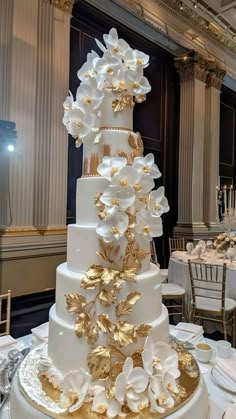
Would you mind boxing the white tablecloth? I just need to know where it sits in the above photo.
[168,250,236,321]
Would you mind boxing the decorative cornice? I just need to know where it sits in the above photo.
[48,0,73,14]
[174,51,208,83]
[206,62,226,90]
[0,227,67,237]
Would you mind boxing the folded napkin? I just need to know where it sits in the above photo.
[0,335,17,349]
[213,365,236,393]
[224,405,236,419]
[175,322,203,336]
[217,358,236,383]
[31,322,49,340]
[169,324,203,344]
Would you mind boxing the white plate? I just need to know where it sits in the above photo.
[211,367,236,393]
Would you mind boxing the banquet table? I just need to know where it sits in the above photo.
[168,249,236,323]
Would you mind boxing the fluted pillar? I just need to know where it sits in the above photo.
[204,63,225,228]
[174,51,208,239]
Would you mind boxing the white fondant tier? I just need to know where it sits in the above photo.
[55,262,163,325]
[48,303,169,375]
[99,90,133,129]
[76,176,109,225]
[67,224,150,275]
[9,373,209,419]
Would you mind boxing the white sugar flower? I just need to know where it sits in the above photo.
[67,108,93,139]
[111,166,154,194]
[148,373,175,414]
[115,357,149,413]
[125,68,151,96]
[148,187,169,216]
[96,212,129,243]
[77,50,99,82]
[112,69,126,92]
[60,369,90,412]
[63,91,74,127]
[142,338,180,380]
[124,49,149,69]
[91,386,120,418]
[95,51,122,77]
[136,210,163,240]
[97,156,127,180]
[76,78,104,111]
[100,185,135,213]
[103,28,131,57]
[133,153,161,179]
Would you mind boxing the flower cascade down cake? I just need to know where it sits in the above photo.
[10,28,208,419]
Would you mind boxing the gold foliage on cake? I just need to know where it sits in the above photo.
[112,93,134,113]
[136,323,152,337]
[123,240,150,271]
[94,193,106,220]
[65,293,86,313]
[115,291,141,317]
[113,321,136,346]
[87,346,111,380]
[117,132,144,165]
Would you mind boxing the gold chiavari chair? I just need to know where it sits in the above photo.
[169,237,185,254]
[188,261,236,345]
[0,290,11,336]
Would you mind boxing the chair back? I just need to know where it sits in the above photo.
[188,261,227,311]
[0,290,11,336]
[169,238,185,254]
[150,240,159,265]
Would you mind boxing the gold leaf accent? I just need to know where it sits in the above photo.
[123,241,150,272]
[98,289,116,307]
[65,293,86,314]
[109,344,126,360]
[136,132,144,152]
[113,321,136,346]
[112,94,134,113]
[101,268,120,285]
[119,268,137,281]
[87,324,99,345]
[135,323,152,337]
[116,291,141,317]
[128,133,137,149]
[97,314,113,334]
[130,350,143,367]
[96,239,121,264]
[74,312,90,338]
[94,192,104,209]
[87,346,111,379]
[109,361,124,379]
[81,264,103,289]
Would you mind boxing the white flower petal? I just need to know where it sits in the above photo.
[128,367,149,393]
[115,372,127,403]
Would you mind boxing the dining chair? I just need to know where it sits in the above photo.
[0,290,11,336]
[161,283,185,322]
[169,237,185,254]
[188,261,236,346]
[150,240,168,282]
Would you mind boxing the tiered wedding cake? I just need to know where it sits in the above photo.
[10,28,208,419]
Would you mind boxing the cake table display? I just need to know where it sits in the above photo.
[9,28,208,418]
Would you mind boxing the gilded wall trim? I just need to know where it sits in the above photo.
[0,227,67,237]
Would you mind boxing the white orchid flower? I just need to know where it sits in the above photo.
[100,185,135,213]
[115,357,149,413]
[148,374,175,414]
[76,78,104,111]
[91,386,121,418]
[111,166,154,194]
[148,187,169,216]
[67,108,93,139]
[124,49,149,69]
[97,156,127,180]
[133,153,161,179]
[95,50,122,77]
[77,50,99,82]
[96,212,129,243]
[103,28,131,57]
[136,210,163,240]
[60,369,90,412]
[125,68,151,96]
[112,69,126,92]
[63,91,74,127]
[142,338,180,380]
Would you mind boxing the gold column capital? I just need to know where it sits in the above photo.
[48,0,73,14]
[206,60,226,90]
[174,51,208,83]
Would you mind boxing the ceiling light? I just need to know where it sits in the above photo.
[7,145,15,152]
[180,1,183,11]
[193,2,197,8]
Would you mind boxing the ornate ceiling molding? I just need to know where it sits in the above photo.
[48,0,73,14]
[174,51,208,83]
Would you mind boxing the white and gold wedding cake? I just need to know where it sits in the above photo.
[10,28,208,419]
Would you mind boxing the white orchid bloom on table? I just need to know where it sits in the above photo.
[67,108,93,140]
[91,385,121,418]
[100,185,135,213]
[148,187,169,216]
[103,27,131,57]
[136,210,163,241]
[60,369,90,412]
[125,68,151,96]
[124,49,149,70]
[77,50,99,82]
[95,50,122,78]
[115,357,149,413]
[111,166,154,194]
[76,78,104,111]
[97,156,127,180]
[96,212,129,243]
[133,153,161,179]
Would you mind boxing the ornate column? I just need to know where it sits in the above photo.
[174,51,208,239]
[203,62,225,228]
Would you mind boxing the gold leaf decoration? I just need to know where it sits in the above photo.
[101,268,120,285]
[119,268,137,281]
[81,264,103,289]
[98,289,116,307]
[116,291,141,317]
[74,312,91,338]
[97,314,113,334]
[128,133,137,149]
[87,346,111,379]
[113,321,136,346]
[109,344,126,360]
[123,240,150,272]
[96,239,121,265]
[109,361,124,379]
[94,192,103,208]
[135,323,152,337]
[87,324,99,345]
[112,94,134,113]
[65,293,86,314]
[130,350,143,367]
[136,132,144,153]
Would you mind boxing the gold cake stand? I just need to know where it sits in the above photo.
[18,343,200,419]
